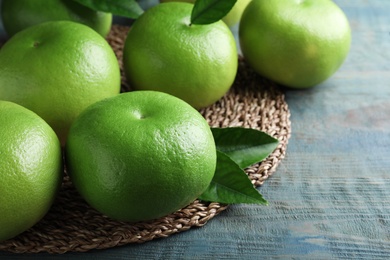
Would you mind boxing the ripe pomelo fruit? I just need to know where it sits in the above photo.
[239,0,351,88]
[65,91,216,222]
[0,101,63,242]
[0,21,121,145]
[1,0,112,37]
[159,0,251,27]
[123,2,238,109]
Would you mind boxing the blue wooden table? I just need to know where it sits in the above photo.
[1,0,390,259]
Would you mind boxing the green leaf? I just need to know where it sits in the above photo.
[72,0,144,19]
[199,151,267,204]
[211,127,279,169]
[191,0,237,25]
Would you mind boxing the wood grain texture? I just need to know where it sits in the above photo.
[1,0,389,259]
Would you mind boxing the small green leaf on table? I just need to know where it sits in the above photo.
[72,0,144,19]
[191,0,237,25]
[211,127,279,169]
[199,151,267,205]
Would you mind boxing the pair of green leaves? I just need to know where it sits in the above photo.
[73,0,238,25]
[200,127,279,205]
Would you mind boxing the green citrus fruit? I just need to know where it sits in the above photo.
[65,91,216,222]
[0,101,62,242]
[159,0,251,27]
[239,0,351,88]
[123,2,238,109]
[0,21,121,145]
[1,0,112,37]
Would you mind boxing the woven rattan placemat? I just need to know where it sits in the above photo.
[0,25,291,254]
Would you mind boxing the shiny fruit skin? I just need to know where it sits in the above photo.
[239,0,351,88]
[66,91,217,222]
[0,21,121,145]
[0,101,62,242]
[123,2,238,109]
